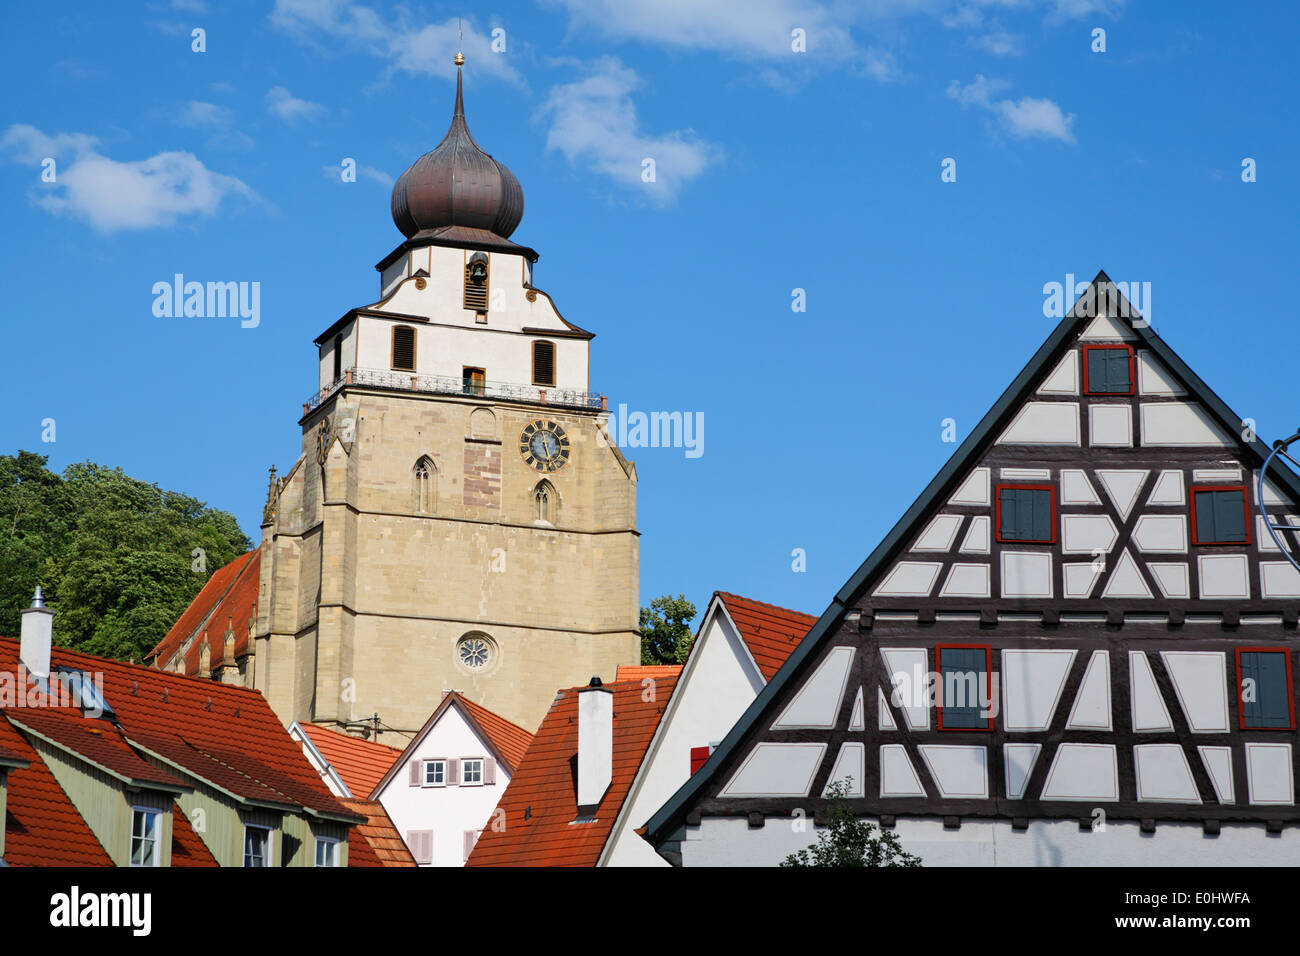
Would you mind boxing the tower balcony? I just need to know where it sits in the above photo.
[303,367,607,416]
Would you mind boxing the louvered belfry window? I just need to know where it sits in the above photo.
[464,256,489,312]
[392,326,416,371]
[533,340,556,386]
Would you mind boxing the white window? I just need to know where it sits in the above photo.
[243,825,272,867]
[461,758,484,785]
[423,759,447,787]
[130,808,161,867]
[315,837,341,867]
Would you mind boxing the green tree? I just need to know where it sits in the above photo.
[639,593,697,665]
[781,780,922,867]
[0,452,251,662]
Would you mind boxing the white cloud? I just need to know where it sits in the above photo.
[971,27,1023,56]
[1048,0,1124,22]
[178,100,234,128]
[0,124,256,233]
[946,74,1075,142]
[540,58,720,205]
[269,2,522,85]
[320,162,392,186]
[265,86,326,123]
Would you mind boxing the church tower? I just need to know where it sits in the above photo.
[252,59,640,739]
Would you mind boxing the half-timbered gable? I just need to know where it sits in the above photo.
[645,271,1300,866]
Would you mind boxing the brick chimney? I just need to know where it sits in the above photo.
[576,676,613,813]
[20,587,53,681]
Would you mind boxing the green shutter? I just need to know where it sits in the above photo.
[1215,489,1246,543]
[941,648,987,728]
[1000,488,1051,541]
[1242,651,1291,728]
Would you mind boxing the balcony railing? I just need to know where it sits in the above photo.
[303,367,606,414]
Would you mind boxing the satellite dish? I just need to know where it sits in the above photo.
[1256,429,1300,574]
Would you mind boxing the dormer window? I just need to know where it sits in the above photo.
[392,326,416,371]
[533,341,556,387]
[464,253,489,313]
[130,808,161,867]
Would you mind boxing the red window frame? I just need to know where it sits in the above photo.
[1234,647,1296,731]
[1189,484,1252,546]
[1081,344,1136,396]
[935,644,994,732]
[994,483,1057,544]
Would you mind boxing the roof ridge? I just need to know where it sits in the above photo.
[715,591,815,619]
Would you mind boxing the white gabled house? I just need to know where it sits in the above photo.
[599,593,814,866]
[370,692,533,867]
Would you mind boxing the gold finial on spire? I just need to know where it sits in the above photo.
[454,51,464,66]
[454,17,464,66]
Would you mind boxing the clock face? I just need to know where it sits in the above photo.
[519,420,570,472]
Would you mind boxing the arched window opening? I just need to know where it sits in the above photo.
[534,479,556,524]
[414,457,437,513]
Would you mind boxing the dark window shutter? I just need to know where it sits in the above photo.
[940,648,988,728]
[1215,489,1247,543]
[999,487,1051,542]
[533,341,555,386]
[448,758,460,785]
[333,334,343,381]
[1242,651,1290,728]
[408,759,421,787]
[1088,347,1131,393]
[1195,489,1219,542]
[392,326,416,371]
[483,758,496,785]
[690,746,710,775]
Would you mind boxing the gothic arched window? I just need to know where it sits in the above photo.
[414,457,437,513]
[534,479,556,524]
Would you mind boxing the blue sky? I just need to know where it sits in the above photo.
[1,1,1296,626]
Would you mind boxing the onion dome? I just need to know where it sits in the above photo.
[390,63,524,241]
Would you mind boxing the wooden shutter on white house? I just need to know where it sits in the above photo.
[408,759,421,786]
[407,830,434,865]
[483,758,496,785]
[463,830,479,862]
[447,758,460,785]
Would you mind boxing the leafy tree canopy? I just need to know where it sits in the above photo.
[639,593,697,665]
[0,451,252,662]
[781,780,923,867]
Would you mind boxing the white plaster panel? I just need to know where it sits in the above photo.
[1134,745,1201,803]
[1148,562,1191,599]
[824,743,865,797]
[1080,314,1137,340]
[1260,561,1300,598]
[719,743,827,798]
[1001,468,1051,480]
[1001,649,1076,732]
[1061,514,1118,555]
[948,467,990,506]
[1129,652,1173,732]
[1038,351,1079,395]
[1147,469,1185,505]
[877,688,897,731]
[1004,743,1041,800]
[1060,469,1101,505]
[1197,554,1250,599]
[880,649,929,731]
[1140,402,1232,447]
[1096,470,1148,519]
[1160,652,1229,733]
[1000,551,1053,598]
[1062,563,1100,599]
[997,402,1081,446]
[1257,473,1292,507]
[918,746,989,799]
[1089,404,1133,447]
[1246,743,1294,806]
[913,514,964,552]
[1041,744,1120,801]
[848,687,865,731]
[1137,351,1185,395]
[939,563,991,598]
[1198,746,1234,804]
[960,516,990,554]
[1257,515,1297,553]
[873,562,942,598]
[879,744,926,797]
[772,646,855,729]
[1193,467,1242,483]
[1131,515,1188,553]
[1066,651,1112,730]
[1101,549,1153,599]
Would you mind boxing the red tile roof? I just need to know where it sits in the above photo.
[146,549,260,676]
[298,722,402,798]
[7,706,186,790]
[455,695,535,773]
[714,592,815,681]
[0,638,361,828]
[615,664,682,683]
[169,800,218,867]
[339,798,417,867]
[0,714,112,866]
[465,676,677,867]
